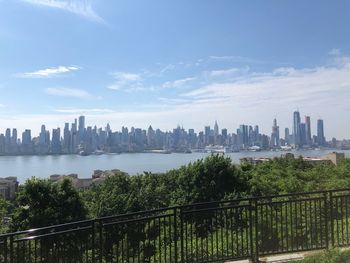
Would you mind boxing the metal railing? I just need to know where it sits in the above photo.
[1,188,350,262]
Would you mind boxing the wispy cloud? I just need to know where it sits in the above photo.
[54,108,114,114]
[107,72,143,91]
[45,87,94,99]
[160,64,176,74]
[0,104,5,108]
[329,48,341,56]
[162,77,195,89]
[209,55,262,64]
[209,66,250,77]
[21,0,104,23]
[18,65,80,78]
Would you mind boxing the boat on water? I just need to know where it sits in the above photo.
[248,145,261,152]
[92,150,105,155]
[280,145,293,151]
[146,149,171,154]
[204,145,228,153]
[79,150,89,156]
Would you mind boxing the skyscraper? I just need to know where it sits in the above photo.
[317,119,325,146]
[271,118,280,147]
[293,111,301,147]
[239,125,249,147]
[305,116,312,145]
[78,115,85,142]
[300,123,306,146]
[284,128,290,145]
[214,121,219,145]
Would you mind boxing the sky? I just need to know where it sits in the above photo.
[0,0,350,139]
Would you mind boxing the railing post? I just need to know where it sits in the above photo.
[249,200,254,262]
[330,191,334,248]
[179,208,184,263]
[9,236,13,263]
[254,199,259,263]
[173,208,178,263]
[324,192,329,249]
[99,221,103,263]
[4,237,8,263]
[91,221,95,263]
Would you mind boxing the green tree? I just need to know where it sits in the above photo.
[11,177,87,231]
[171,154,247,205]
[0,196,9,233]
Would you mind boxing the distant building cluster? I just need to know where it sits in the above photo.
[49,169,121,190]
[0,110,346,156]
[241,152,345,166]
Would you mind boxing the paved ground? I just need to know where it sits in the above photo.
[228,252,305,262]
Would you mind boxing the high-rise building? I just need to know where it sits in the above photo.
[11,129,17,145]
[51,128,61,154]
[204,126,210,145]
[78,115,85,142]
[214,121,219,145]
[238,125,249,148]
[317,119,325,146]
[270,118,280,147]
[300,123,306,146]
[305,116,312,145]
[293,111,301,147]
[284,128,290,145]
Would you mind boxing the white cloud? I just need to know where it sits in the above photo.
[329,48,341,56]
[45,87,94,99]
[18,65,80,78]
[160,64,176,74]
[209,55,262,64]
[21,0,104,23]
[55,108,114,113]
[162,77,195,89]
[0,104,5,108]
[210,67,249,77]
[107,72,143,91]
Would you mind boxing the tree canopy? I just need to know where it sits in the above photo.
[11,177,87,231]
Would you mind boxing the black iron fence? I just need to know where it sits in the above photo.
[2,188,350,262]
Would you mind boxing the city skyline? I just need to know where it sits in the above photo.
[1,1,350,138]
[1,110,345,157]
[0,110,331,140]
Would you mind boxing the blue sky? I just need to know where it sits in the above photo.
[0,0,350,139]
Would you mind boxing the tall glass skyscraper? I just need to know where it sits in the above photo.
[305,116,312,145]
[317,119,325,146]
[293,111,301,146]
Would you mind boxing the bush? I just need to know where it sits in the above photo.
[299,249,350,263]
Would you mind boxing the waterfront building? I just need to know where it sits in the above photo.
[305,116,312,145]
[51,128,61,154]
[293,111,301,147]
[270,118,280,147]
[300,123,307,146]
[317,119,325,146]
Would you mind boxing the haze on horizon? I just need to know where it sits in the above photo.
[0,0,350,139]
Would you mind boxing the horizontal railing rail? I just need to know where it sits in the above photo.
[2,188,350,262]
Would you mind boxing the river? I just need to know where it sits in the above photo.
[0,149,349,183]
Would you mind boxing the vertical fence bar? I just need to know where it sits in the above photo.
[10,236,13,263]
[173,208,178,263]
[91,221,95,263]
[249,200,254,262]
[179,208,184,263]
[324,192,329,249]
[99,221,103,263]
[254,199,259,263]
[330,192,334,248]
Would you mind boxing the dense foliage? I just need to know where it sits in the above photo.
[0,197,10,233]
[294,249,350,263]
[7,154,350,231]
[11,177,87,231]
